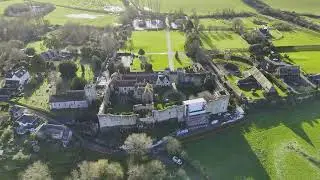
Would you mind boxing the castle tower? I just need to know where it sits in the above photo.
[84,84,97,104]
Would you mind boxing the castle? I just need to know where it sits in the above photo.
[97,68,230,129]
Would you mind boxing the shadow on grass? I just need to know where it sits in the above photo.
[184,127,270,179]
[200,32,215,49]
[245,99,320,147]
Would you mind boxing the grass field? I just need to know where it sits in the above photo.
[37,0,123,10]
[159,0,255,15]
[0,0,20,16]
[26,40,47,53]
[18,79,52,111]
[273,30,320,46]
[131,31,167,53]
[200,31,249,50]
[264,0,320,15]
[284,51,320,74]
[185,100,320,179]
[44,6,117,26]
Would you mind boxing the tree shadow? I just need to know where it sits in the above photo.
[184,127,270,179]
[245,99,320,147]
[200,32,215,49]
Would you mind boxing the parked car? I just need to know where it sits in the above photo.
[172,156,183,165]
[211,120,219,125]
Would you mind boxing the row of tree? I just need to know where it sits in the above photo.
[20,133,188,180]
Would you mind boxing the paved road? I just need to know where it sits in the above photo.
[165,16,174,71]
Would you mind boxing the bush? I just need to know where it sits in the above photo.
[138,49,145,55]
[12,150,30,162]
[58,61,77,79]
[70,77,87,90]
[272,22,293,32]
[0,125,13,144]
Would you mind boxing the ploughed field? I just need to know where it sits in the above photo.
[185,100,320,179]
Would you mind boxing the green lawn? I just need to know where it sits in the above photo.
[36,0,123,10]
[0,0,21,16]
[26,40,47,53]
[186,100,320,179]
[76,60,95,82]
[170,31,186,52]
[200,31,249,50]
[146,54,169,71]
[200,18,232,29]
[18,79,52,111]
[44,6,117,26]
[264,0,320,15]
[159,0,255,15]
[131,31,167,53]
[273,30,320,46]
[284,51,320,74]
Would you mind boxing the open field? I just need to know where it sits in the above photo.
[37,0,123,10]
[264,0,320,15]
[0,0,20,16]
[200,31,249,50]
[185,100,320,179]
[159,0,255,15]
[44,6,117,26]
[273,30,320,46]
[284,51,320,74]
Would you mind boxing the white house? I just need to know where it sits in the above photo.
[49,91,89,110]
[5,67,30,85]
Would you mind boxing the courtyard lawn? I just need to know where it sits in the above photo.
[76,60,94,82]
[18,79,53,111]
[227,75,265,100]
[26,40,47,53]
[159,0,255,15]
[146,54,169,71]
[200,31,249,50]
[170,31,186,52]
[284,51,320,74]
[264,0,320,15]
[174,53,193,69]
[273,30,320,46]
[185,100,320,179]
[131,31,167,53]
[44,6,117,26]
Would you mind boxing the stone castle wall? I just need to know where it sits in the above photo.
[99,105,186,129]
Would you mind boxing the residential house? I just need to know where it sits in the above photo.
[5,67,30,86]
[15,114,41,135]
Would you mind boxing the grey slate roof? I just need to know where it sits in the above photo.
[49,91,87,103]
